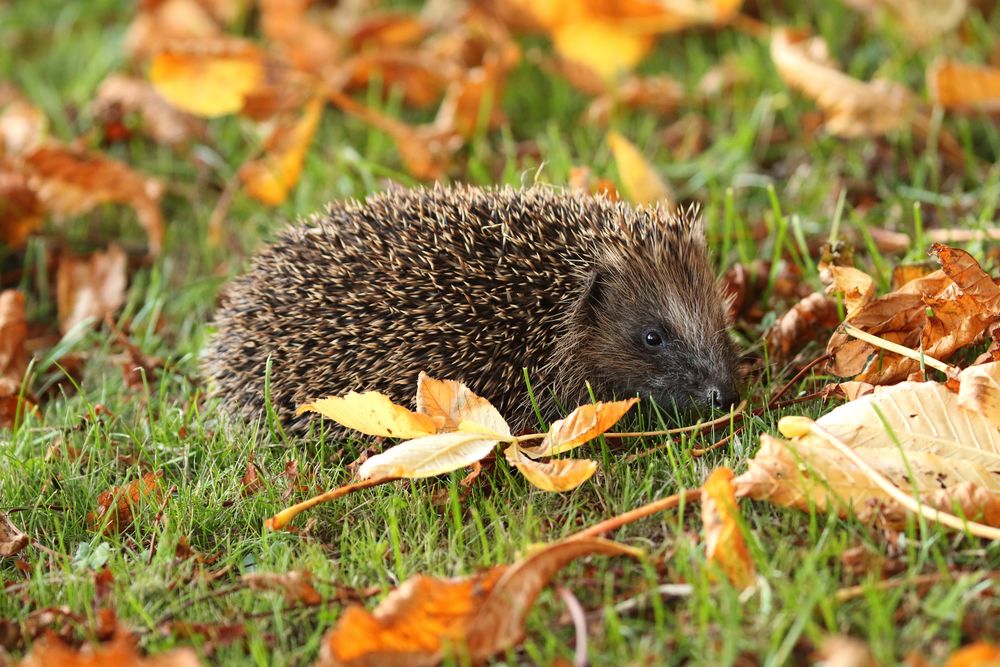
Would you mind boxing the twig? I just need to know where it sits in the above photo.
[556,585,589,667]
[835,570,1000,602]
[842,324,952,374]
[265,476,400,530]
[768,354,832,408]
[568,489,701,540]
[148,484,177,565]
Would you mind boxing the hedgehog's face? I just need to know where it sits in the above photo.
[568,243,741,416]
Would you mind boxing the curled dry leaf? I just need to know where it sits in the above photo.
[415,371,508,435]
[240,96,324,205]
[764,292,841,364]
[0,167,43,248]
[821,265,875,317]
[315,537,642,667]
[150,39,266,118]
[607,131,673,209]
[736,369,1000,530]
[827,245,1000,384]
[93,75,207,147]
[0,289,34,429]
[504,444,598,492]
[357,431,503,480]
[297,391,438,439]
[56,245,128,335]
[90,471,164,534]
[0,510,29,557]
[701,467,754,590]
[242,570,323,605]
[23,145,164,254]
[771,28,913,137]
[520,398,638,458]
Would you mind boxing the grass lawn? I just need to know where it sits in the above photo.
[2,0,999,665]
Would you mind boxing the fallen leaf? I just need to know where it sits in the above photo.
[415,372,509,435]
[520,399,638,458]
[735,372,1000,530]
[93,75,207,146]
[241,453,262,497]
[90,471,163,534]
[607,131,673,208]
[56,245,128,335]
[150,39,266,118]
[765,292,842,363]
[243,570,323,605]
[297,390,439,439]
[18,628,202,666]
[260,0,344,79]
[822,265,876,317]
[0,97,47,155]
[357,431,501,480]
[701,467,755,589]
[855,0,967,44]
[0,510,28,557]
[315,537,642,666]
[124,0,223,61]
[0,289,29,384]
[240,95,324,205]
[23,145,164,254]
[0,167,43,248]
[945,642,1000,667]
[504,444,598,492]
[551,19,654,81]
[771,28,914,137]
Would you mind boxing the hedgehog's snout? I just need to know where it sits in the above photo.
[704,381,740,411]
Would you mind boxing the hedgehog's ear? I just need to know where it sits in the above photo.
[581,269,605,318]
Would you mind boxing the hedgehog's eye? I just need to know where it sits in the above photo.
[642,329,664,349]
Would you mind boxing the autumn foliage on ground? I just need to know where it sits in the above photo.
[2,0,1000,665]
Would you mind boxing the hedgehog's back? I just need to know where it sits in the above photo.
[204,185,626,433]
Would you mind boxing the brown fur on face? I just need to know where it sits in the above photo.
[204,185,740,434]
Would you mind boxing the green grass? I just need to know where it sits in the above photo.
[2,1,999,665]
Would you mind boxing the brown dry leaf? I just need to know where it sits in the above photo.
[19,629,202,666]
[124,0,223,61]
[357,431,504,480]
[735,371,1000,530]
[23,145,164,254]
[0,289,29,385]
[0,510,28,557]
[56,245,128,335]
[93,75,207,147]
[297,391,439,439]
[150,39,266,118]
[827,245,1000,384]
[701,467,755,590]
[764,292,841,363]
[945,642,1000,667]
[891,262,937,291]
[315,537,641,667]
[260,0,345,79]
[415,372,508,435]
[240,96,324,205]
[243,570,323,605]
[520,398,638,458]
[822,265,875,317]
[241,453,262,497]
[771,28,914,137]
[0,167,43,248]
[90,471,164,534]
[503,444,598,492]
[607,131,673,209]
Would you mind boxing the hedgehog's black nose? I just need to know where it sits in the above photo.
[706,384,739,411]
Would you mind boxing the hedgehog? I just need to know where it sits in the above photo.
[204,185,740,434]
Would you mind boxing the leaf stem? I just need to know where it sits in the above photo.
[842,323,952,374]
[568,488,701,540]
[265,476,400,530]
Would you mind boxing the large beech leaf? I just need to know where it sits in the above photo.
[297,391,438,439]
[415,372,510,436]
[520,398,638,458]
[357,431,500,480]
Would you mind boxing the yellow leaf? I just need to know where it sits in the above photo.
[701,467,755,589]
[241,95,324,205]
[150,39,265,117]
[607,131,673,208]
[551,20,653,81]
[504,444,597,492]
[416,372,511,437]
[297,391,438,439]
[521,398,638,458]
[357,431,499,479]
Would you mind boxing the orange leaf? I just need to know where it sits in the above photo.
[89,471,163,534]
[945,642,1000,667]
[240,96,324,205]
[701,467,755,589]
[415,372,509,435]
[929,59,1000,112]
[19,627,202,666]
[504,444,597,492]
[56,245,128,335]
[316,537,641,666]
